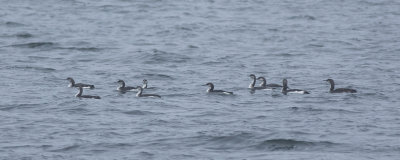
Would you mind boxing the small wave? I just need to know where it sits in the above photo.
[4,21,25,27]
[57,47,103,52]
[0,103,42,111]
[61,107,90,113]
[132,129,152,134]
[95,142,134,148]
[272,53,306,57]
[8,42,55,48]
[254,139,336,151]
[175,26,193,31]
[28,56,49,60]
[139,49,191,64]
[201,61,221,65]
[288,15,316,20]
[123,110,154,115]
[324,108,359,114]
[3,144,52,149]
[290,106,359,114]
[0,33,33,38]
[203,132,255,150]
[147,119,169,126]
[50,144,80,152]
[326,40,353,46]
[140,73,175,80]
[8,65,56,72]
[360,1,387,6]
[268,28,279,32]
[163,93,195,98]
[99,4,122,12]
[210,132,253,142]
[15,33,33,38]
[306,44,324,48]
[57,100,80,107]
[188,45,199,48]
[77,59,94,62]
[138,151,155,157]
[88,149,107,153]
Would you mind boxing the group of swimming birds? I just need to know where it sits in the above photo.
[67,77,160,99]
[67,74,357,99]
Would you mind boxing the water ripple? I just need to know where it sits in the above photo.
[7,65,56,72]
[7,42,56,48]
[253,139,337,151]
[138,49,191,64]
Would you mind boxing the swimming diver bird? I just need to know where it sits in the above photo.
[248,74,265,90]
[324,79,357,93]
[257,77,282,88]
[66,77,95,89]
[117,80,137,91]
[142,79,155,89]
[203,82,233,94]
[75,86,101,99]
[281,79,310,95]
[249,74,257,89]
[142,79,148,88]
[136,86,161,98]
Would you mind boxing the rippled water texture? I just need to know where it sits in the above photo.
[1,0,400,159]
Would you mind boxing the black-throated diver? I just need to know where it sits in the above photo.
[66,77,95,89]
[75,86,100,99]
[142,79,148,89]
[142,79,156,89]
[203,83,233,94]
[136,86,161,98]
[248,74,266,90]
[281,79,310,95]
[117,80,137,91]
[324,79,357,93]
[249,74,257,89]
[257,77,282,88]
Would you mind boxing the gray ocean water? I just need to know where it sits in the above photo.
[1,0,400,159]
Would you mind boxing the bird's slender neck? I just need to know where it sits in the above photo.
[282,81,288,91]
[208,84,214,92]
[76,87,82,97]
[249,76,256,88]
[260,78,266,87]
[142,82,147,88]
[119,81,125,88]
[329,81,335,91]
[69,79,75,86]
[136,87,143,96]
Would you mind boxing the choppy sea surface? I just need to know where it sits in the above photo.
[1,0,400,159]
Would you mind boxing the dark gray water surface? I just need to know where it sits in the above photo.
[1,0,400,159]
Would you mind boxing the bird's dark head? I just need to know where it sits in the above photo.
[282,79,288,85]
[324,79,334,83]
